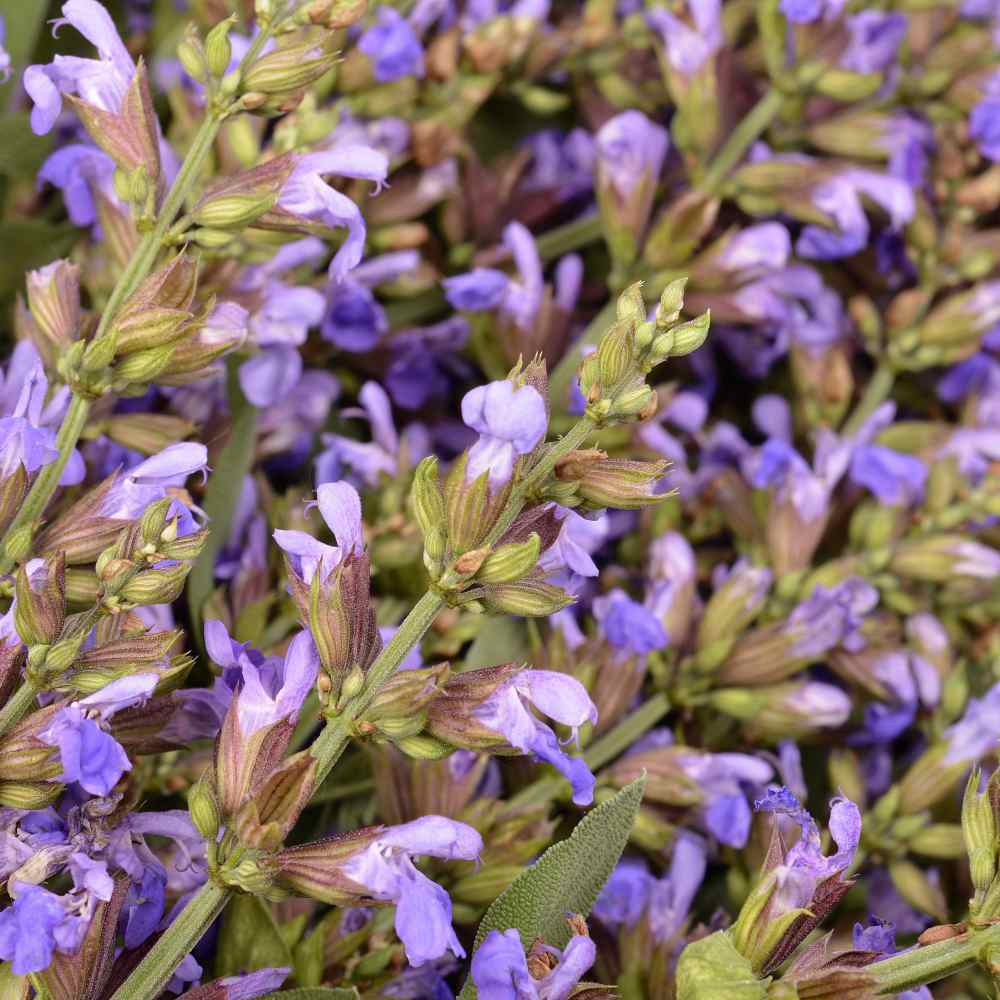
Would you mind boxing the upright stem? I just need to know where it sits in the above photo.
[697,87,784,195]
[308,414,600,783]
[107,881,231,1000]
[0,396,90,574]
[0,20,278,577]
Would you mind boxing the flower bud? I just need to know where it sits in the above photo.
[177,28,208,83]
[118,563,191,605]
[105,414,196,455]
[394,734,454,759]
[472,580,574,617]
[204,16,236,78]
[555,450,666,511]
[189,776,221,841]
[242,41,338,96]
[475,534,540,584]
[15,554,66,649]
[26,260,81,351]
[192,193,280,229]
[0,781,61,809]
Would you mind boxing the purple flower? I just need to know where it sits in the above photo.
[232,629,319,737]
[40,676,157,796]
[797,169,915,260]
[321,281,387,352]
[849,445,927,506]
[99,443,207,537]
[474,670,598,805]
[645,0,723,74]
[0,17,10,83]
[461,380,547,487]
[714,223,791,277]
[0,882,78,974]
[0,363,60,479]
[971,74,1000,161]
[25,0,135,135]
[277,149,389,281]
[593,857,655,929]
[754,788,861,911]
[593,589,669,655]
[339,817,481,966]
[942,681,1000,764]
[122,864,167,948]
[274,480,364,583]
[471,928,595,1000]
[359,8,424,82]
[444,269,510,312]
[779,0,845,23]
[37,143,120,226]
[784,578,879,658]
[537,506,608,582]
[648,832,707,941]
[217,969,291,1000]
[675,752,774,847]
[319,381,430,487]
[595,110,669,200]
[840,12,907,73]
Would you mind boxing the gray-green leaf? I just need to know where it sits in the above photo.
[213,894,292,979]
[459,776,645,999]
[462,615,530,670]
[675,932,769,1000]
[186,358,258,647]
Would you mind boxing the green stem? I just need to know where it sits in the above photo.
[536,214,603,262]
[698,86,784,195]
[548,299,615,411]
[0,395,90,573]
[842,362,895,437]
[870,923,1000,994]
[0,14,281,580]
[107,881,231,1000]
[308,414,600,785]
[509,692,671,809]
[309,589,445,784]
[0,681,38,739]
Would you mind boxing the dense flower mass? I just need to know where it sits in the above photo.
[0,0,998,998]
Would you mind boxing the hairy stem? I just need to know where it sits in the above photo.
[0,395,91,574]
[870,923,1000,994]
[107,881,231,1000]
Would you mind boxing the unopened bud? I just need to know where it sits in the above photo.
[394,734,454,760]
[476,534,540,584]
[26,260,81,350]
[177,35,208,83]
[340,664,365,702]
[476,580,573,616]
[656,277,688,328]
[188,777,221,841]
[192,193,279,229]
[204,16,236,78]
[242,42,337,96]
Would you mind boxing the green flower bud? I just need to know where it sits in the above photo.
[242,41,337,96]
[475,580,574,617]
[476,533,541,584]
[192,193,279,229]
[0,781,62,809]
[188,777,221,841]
[394,734,455,760]
[204,16,236,79]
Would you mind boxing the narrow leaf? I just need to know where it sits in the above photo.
[459,776,645,999]
[186,358,257,647]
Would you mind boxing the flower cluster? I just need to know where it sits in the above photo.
[0,0,998,998]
